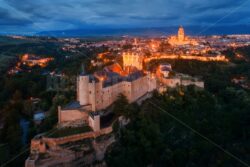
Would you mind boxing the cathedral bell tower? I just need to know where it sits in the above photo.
[178,26,185,42]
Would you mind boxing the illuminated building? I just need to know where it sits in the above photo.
[58,54,156,131]
[168,26,198,46]
[178,26,185,41]
[21,54,53,67]
[122,52,143,70]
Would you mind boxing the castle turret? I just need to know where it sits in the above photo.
[78,75,89,106]
[78,65,89,106]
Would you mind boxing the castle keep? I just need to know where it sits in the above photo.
[58,52,156,131]
[77,70,156,112]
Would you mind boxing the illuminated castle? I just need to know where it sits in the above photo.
[168,26,198,46]
[58,53,156,131]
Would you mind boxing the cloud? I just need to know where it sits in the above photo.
[193,11,250,25]
[128,15,180,21]
[188,0,245,12]
[0,7,32,25]
[0,0,249,33]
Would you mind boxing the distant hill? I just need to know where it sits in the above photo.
[37,25,250,37]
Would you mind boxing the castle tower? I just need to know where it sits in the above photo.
[122,52,143,70]
[178,26,185,42]
[78,65,89,106]
[78,75,89,106]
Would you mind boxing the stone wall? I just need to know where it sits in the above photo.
[25,154,38,167]
[94,81,126,111]
[144,53,228,62]
[30,139,47,154]
[46,126,112,146]
[58,107,89,124]
[89,115,100,132]
[160,77,204,88]
[30,126,113,154]
[161,77,181,87]
[181,79,204,88]
[87,73,156,111]
[130,76,151,102]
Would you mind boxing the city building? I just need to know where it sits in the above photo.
[168,26,198,46]
[21,54,54,67]
[122,52,143,70]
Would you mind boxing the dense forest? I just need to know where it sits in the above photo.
[106,86,250,167]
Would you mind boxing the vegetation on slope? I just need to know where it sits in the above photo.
[106,86,250,167]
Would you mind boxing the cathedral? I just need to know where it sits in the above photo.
[168,26,198,46]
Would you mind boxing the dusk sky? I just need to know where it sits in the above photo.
[0,0,250,34]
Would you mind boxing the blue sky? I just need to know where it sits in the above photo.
[0,0,250,34]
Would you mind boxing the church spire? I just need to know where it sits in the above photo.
[178,26,185,42]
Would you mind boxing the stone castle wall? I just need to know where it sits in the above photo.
[181,79,204,88]
[30,126,113,154]
[161,77,181,88]
[58,107,89,124]
[160,77,204,88]
[78,73,156,112]
[144,53,228,62]
[130,75,154,102]
[88,115,100,132]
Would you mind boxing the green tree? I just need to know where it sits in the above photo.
[106,88,250,167]
[112,94,129,117]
